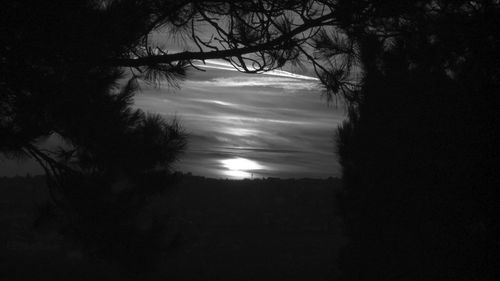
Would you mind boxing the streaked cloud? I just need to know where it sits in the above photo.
[134,63,347,179]
[193,76,320,91]
[195,59,319,80]
[190,60,321,91]
[0,60,345,179]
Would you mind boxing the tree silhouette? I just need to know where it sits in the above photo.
[1,0,348,277]
[1,1,189,277]
[1,0,355,165]
[332,1,500,280]
[2,0,498,279]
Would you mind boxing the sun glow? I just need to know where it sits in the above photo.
[223,170,252,179]
[220,157,264,179]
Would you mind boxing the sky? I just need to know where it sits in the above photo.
[0,60,347,179]
[134,59,346,179]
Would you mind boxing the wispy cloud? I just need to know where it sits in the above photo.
[189,60,321,91]
[133,62,346,179]
[193,76,320,91]
[0,59,345,178]
[195,59,319,80]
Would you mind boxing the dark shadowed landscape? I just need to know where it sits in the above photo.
[1,175,345,281]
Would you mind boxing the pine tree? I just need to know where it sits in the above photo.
[332,1,500,280]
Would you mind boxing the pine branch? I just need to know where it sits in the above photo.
[105,13,335,69]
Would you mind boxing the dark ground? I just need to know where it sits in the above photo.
[0,175,345,281]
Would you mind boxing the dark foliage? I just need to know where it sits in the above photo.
[334,1,500,280]
[1,1,187,277]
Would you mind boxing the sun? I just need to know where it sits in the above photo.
[220,157,264,179]
[221,157,263,171]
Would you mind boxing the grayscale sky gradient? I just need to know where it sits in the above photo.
[0,60,346,179]
[134,59,346,179]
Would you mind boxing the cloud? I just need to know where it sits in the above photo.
[195,59,319,80]
[193,76,320,91]
[134,63,347,179]
[189,60,321,91]
[0,58,345,179]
